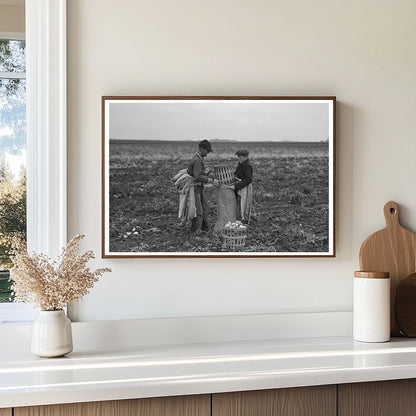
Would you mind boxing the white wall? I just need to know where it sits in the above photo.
[0,3,24,33]
[67,0,416,322]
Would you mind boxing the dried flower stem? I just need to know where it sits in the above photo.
[10,235,111,310]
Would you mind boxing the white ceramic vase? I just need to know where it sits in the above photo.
[31,310,73,357]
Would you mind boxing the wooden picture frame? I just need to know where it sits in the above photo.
[102,96,336,258]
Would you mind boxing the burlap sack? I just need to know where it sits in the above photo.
[214,185,237,232]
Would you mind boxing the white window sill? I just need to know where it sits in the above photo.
[0,303,36,324]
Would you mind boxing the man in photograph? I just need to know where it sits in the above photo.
[187,139,217,234]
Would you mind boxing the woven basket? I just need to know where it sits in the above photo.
[222,227,247,251]
[214,165,234,186]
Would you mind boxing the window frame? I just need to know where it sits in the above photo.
[26,0,67,257]
[0,0,67,323]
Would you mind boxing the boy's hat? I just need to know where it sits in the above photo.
[199,139,213,153]
[235,148,249,157]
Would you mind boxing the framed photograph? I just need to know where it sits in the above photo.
[102,96,336,258]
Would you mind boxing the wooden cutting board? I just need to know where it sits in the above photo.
[359,201,416,336]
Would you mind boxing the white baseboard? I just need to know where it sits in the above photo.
[0,311,352,353]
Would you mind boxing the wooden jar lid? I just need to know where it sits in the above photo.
[354,271,389,279]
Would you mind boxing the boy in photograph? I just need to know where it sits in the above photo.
[234,148,253,223]
[187,139,218,234]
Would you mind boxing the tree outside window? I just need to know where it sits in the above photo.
[0,38,27,302]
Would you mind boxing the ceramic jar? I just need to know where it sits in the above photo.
[353,271,390,343]
[31,310,73,357]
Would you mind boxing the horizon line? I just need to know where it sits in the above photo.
[109,138,329,143]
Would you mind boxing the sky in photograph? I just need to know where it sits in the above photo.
[109,100,331,142]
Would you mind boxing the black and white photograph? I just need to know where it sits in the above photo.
[102,97,335,257]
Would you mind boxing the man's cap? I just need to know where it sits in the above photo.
[235,148,249,157]
[199,139,213,153]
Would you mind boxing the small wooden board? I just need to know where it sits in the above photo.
[395,272,416,337]
[359,201,416,336]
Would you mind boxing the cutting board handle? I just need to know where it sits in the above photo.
[384,201,400,228]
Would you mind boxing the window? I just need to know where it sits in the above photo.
[0,33,33,323]
[0,32,35,323]
[0,35,26,303]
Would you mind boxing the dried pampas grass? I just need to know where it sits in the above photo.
[10,234,111,311]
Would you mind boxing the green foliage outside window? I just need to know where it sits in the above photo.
[0,38,27,302]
